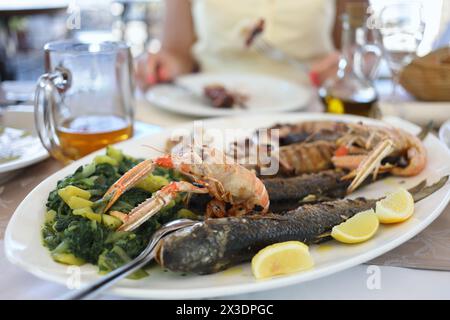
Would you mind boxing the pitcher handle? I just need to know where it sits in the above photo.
[34,66,72,163]
[354,43,383,82]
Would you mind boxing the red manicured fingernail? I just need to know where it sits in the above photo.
[147,74,156,84]
[309,71,321,87]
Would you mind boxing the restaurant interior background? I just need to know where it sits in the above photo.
[1,0,449,82]
[1,0,450,128]
[0,0,164,82]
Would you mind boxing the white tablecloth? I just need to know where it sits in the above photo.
[2,241,450,300]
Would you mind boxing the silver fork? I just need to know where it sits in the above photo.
[61,219,198,300]
[252,37,309,73]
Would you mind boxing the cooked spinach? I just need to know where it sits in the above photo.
[41,146,187,278]
[63,219,109,264]
[110,189,152,213]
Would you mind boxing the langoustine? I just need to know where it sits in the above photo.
[263,170,351,212]
[101,145,269,231]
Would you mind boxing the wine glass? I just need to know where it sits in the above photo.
[377,2,425,99]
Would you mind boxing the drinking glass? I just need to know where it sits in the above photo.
[34,40,135,163]
[377,2,425,98]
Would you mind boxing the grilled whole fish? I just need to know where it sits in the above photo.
[187,170,350,214]
[188,170,379,213]
[156,198,375,274]
[157,176,448,275]
[269,121,349,146]
[264,170,390,212]
[264,170,349,211]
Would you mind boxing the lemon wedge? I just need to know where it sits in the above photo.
[331,209,379,244]
[251,241,314,279]
[376,188,414,224]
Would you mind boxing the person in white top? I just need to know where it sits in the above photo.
[136,0,368,91]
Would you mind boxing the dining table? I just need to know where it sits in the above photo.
[1,87,450,300]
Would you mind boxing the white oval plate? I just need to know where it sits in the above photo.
[146,73,311,117]
[5,113,450,299]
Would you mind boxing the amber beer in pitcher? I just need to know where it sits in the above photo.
[35,41,135,162]
[56,115,133,160]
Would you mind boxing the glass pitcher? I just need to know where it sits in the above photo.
[319,3,382,117]
[34,40,135,163]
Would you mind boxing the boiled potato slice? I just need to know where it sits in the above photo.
[94,155,118,166]
[45,210,57,223]
[67,196,94,209]
[52,252,85,266]
[58,185,91,203]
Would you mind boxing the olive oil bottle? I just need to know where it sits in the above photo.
[319,94,378,117]
[319,2,381,117]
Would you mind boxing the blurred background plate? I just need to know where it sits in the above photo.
[0,105,48,183]
[146,73,312,117]
[0,105,160,184]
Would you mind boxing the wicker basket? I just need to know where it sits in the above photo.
[399,47,450,101]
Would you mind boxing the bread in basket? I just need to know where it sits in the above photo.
[399,47,450,101]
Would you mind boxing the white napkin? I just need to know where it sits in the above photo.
[380,101,450,127]
[375,79,450,127]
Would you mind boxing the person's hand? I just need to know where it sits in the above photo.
[308,51,340,87]
[135,50,195,91]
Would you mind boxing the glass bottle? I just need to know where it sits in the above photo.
[319,3,381,117]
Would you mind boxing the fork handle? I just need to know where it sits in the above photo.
[58,220,197,300]
[60,252,155,300]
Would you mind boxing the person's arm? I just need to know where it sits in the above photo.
[136,0,196,91]
[161,0,196,58]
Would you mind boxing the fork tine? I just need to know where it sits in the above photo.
[260,38,276,50]
[253,38,308,72]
